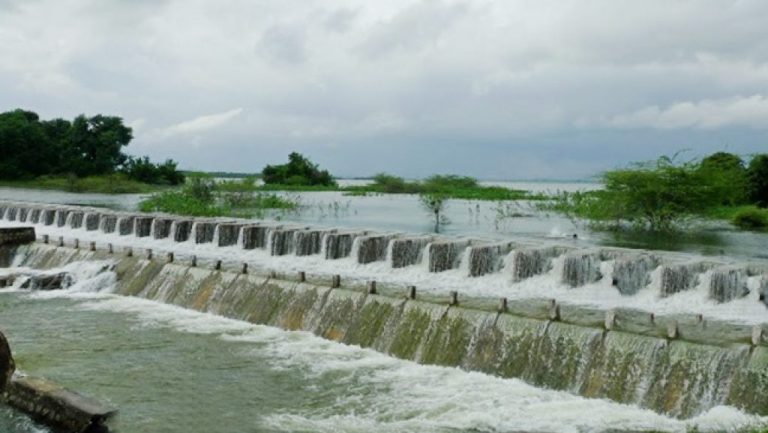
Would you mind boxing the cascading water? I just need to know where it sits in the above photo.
[467,242,514,277]
[388,236,431,268]
[610,255,659,295]
[561,252,602,287]
[709,267,750,303]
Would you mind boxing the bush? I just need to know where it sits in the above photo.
[262,152,336,187]
[732,208,768,230]
[121,156,185,185]
[548,155,735,231]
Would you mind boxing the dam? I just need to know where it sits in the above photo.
[1,200,768,431]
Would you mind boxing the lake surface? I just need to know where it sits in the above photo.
[1,181,766,259]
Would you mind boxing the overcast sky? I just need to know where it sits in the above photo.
[1,0,767,179]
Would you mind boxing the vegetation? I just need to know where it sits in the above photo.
[419,193,449,233]
[0,108,185,192]
[0,173,158,194]
[747,154,768,207]
[345,173,544,201]
[140,174,299,218]
[731,207,768,230]
[262,152,336,187]
[547,152,768,232]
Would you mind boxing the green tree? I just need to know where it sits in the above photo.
[0,110,55,179]
[552,156,732,231]
[262,152,336,187]
[698,152,747,205]
[747,154,768,207]
[62,115,132,177]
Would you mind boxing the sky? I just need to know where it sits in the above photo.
[1,0,767,180]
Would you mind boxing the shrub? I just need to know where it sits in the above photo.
[262,152,336,187]
[732,208,768,230]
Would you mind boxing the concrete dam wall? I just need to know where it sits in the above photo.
[2,201,767,310]
[7,240,768,420]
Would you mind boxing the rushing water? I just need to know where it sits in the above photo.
[0,267,764,433]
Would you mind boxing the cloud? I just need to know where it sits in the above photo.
[159,108,243,138]
[2,0,768,178]
[256,23,307,65]
[585,95,768,130]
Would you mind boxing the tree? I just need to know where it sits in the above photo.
[698,152,747,205]
[261,152,336,187]
[63,115,132,177]
[419,192,448,233]
[552,155,734,231]
[747,154,768,207]
[0,109,55,179]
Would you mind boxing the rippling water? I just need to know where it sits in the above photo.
[0,281,763,433]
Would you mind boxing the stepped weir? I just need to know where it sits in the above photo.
[2,200,768,420]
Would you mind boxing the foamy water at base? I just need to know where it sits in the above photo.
[0,265,765,433]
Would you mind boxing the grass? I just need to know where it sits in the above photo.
[0,174,160,194]
[139,189,300,218]
[261,173,547,201]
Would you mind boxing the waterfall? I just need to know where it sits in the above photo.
[659,263,708,297]
[561,252,602,287]
[388,236,431,268]
[9,242,768,420]
[610,255,659,295]
[324,232,358,259]
[294,230,326,256]
[168,220,178,241]
[117,216,135,235]
[149,218,157,238]
[236,224,246,248]
[506,247,562,282]
[66,211,79,229]
[5,207,18,221]
[55,209,69,227]
[216,224,242,247]
[41,209,56,226]
[28,208,41,224]
[135,217,153,238]
[241,225,268,249]
[709,267,749,303]
[269,229,297,256]
[18,208,29,222]
[0,205,6,220]
[355,235,395,264]
[211,224,220,245]
[195,222,216,243]
[428,241,470,273]
[467,242,514,277]
[187,222,199,243]
[84,212,100,231]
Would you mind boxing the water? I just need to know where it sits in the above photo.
[0,270,764,433]
[3,181,766,259]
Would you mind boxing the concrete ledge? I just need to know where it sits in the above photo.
[0,227,36,246]
[3,375,116,432]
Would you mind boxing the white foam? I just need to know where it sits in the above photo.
[3,218,768,325]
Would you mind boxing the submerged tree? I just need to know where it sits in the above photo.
[550,155,737,232]
[419,192,448,233]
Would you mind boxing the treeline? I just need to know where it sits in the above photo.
[0,109,184,185]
